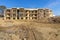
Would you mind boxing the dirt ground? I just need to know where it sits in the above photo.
[0,20,60,40]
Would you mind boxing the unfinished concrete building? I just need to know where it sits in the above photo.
[4,8,53,20]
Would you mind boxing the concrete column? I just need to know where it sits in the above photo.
[19,13,21,20]
[27,13,29,20]
[4,9,6,20]
[30,17,32,20]
[27,11,30,20]
[15,10,17,20]
[23,17,25,20]
[19,17,21,20]
[11,14,13,20]
[16,15,17,20]
[11,12,13,20]
[10,9,13,20]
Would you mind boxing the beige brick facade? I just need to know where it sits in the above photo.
[4,8,53,20]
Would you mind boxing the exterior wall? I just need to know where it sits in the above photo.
[44,9,53,18]
[4,8,53,20]
[38,9,44,20]
[5,9,11,20]
[11,8,17,20]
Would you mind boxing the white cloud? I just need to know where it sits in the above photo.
[45,1,60,8]
[48,2,59,7]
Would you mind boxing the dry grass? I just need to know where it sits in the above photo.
[0,20,60,40]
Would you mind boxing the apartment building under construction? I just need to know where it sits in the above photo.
[3,8,53,20]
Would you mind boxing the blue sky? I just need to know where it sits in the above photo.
[0,0,60,16]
